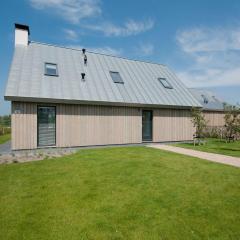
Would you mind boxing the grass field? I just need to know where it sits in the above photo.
[0,134,10,144]
[0,146,240,240]
[174,138,240,157]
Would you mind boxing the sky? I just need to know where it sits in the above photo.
[1,0,240,115]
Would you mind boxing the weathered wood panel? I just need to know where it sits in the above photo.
[56,105,142,147]
[153,109,194,142]
[11,102,37,150]
[11,101,195,150]
[203,111,225,127]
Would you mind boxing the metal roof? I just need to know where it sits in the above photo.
[189,88,225,111]
[5,42,201,108]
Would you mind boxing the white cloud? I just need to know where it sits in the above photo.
[68,45,122,56]
[29,0,101,24]
[137,43,154,56]
[176,27,240,53]
[29,0,154,37]
[63,29,78,41]
[87,19,154,37]
[176,26,240,87]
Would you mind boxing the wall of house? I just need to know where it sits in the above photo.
[153,109,194,142]
[56,104,142,147]
[11,102,195,150]
[203,111,225,127]
[11,102,37,150]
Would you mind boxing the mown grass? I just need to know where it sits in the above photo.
[0,134,10,144]
[0,146,240,240]
[174,138,240,157]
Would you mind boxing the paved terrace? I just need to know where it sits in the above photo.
[148,144,240,168]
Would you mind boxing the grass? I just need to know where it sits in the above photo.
[0,134,10,144]
[174,138,240,157]
[0,146,240,240]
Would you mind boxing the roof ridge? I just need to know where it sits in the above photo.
[30,40,167,67]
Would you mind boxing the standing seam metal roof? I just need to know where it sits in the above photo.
[5,41,202,108]
[189,88,225,110]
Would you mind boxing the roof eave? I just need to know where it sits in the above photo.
[4,96,202,109]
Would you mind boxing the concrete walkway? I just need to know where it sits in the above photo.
[148,144,240,168]
[0,141,11,154]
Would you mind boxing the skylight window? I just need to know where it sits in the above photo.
[158,78,173,89]
[110,71,124,84]
[45,63,58,76]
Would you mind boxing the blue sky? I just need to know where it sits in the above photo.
[1,0,240,114]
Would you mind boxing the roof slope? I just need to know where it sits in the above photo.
[189,88,225,110]
[5,42,201,108]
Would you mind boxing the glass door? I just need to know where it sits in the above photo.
[142,110,153,142]
[37,106,56,147]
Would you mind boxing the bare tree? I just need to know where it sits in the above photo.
[191,108,207,140]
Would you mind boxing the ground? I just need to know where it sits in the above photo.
[0,146,240,240]
[174,138,240,157]
[0,134,10,145]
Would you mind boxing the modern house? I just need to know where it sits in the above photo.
[189,88,225,127]
[5,24,202,150]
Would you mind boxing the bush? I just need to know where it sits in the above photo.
[0,127,11,136]
[203,126,225,138]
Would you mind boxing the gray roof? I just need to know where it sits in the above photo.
[5,42,201,108]
[189,88,225,111]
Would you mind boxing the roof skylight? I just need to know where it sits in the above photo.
[158,78,173,89]
[110,71,124,84]
[45,63,58,76]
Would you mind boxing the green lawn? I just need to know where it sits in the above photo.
[0,134,11,144]
[0,147,240,240]
[174,138,240,157]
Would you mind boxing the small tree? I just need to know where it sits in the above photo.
[224,105,240,142]
[191,108,207,139]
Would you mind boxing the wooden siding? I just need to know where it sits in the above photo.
[56,104,142,147]
[153,109,194,142]
[11,102,195,150]
[11,102,37,150]
[203,111,225,127]
[11,102,142,150]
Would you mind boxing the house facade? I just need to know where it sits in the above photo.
[5,24,202,150]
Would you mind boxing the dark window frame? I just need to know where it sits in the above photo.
[110,71,124,84]
[44,62,58,77]
[142,110,153,142]
[37,105,56,147]
[158,77,173,89]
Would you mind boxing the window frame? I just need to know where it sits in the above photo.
[44,62,58,77]
[109,71,124,84]
[37,105,56,147]
[158,77,173,89]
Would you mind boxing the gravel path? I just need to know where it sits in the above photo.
[0,141,11,154]
[148,144,240,168]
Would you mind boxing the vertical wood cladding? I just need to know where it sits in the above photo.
[11,102,195,150]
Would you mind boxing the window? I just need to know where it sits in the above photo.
[37,106,56,146]
[45,63,58,76]
[201,94,208,104]
[158,78,173,89]
[110,71,124,84]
